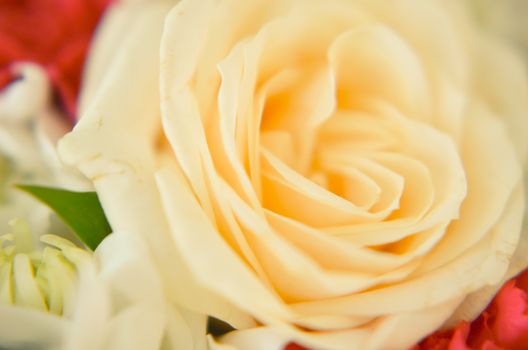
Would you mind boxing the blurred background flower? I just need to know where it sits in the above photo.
[471,0,528,54]
[0,0,112,120]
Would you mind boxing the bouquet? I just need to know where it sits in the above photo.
[1,0,527,349]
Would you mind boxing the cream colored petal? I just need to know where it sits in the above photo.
[60,0,250,331]
[254,0,372,83]
[361,101,466,222]
[66,152,250,330]
[328,25,429,118]
[418,104,521,273]
[0,262,13,304]
[293,314,373,332]
[289,233,494,317]
[98,233,208,350]
[320,155,405,219]
[445,181,524,326]
[359,154,433,221]
[161,85,218,221]
[468,184,524,286]
[215,41,335,199]
[67,231,209,350]
[260,131,295,171]
[163,306,196,350]
[95,231,164,306]
[161,85,273,288]
[64,263,110,350]
[362,0,469,88]
[78,2,136,114]
[0,121,45,172]
[325,104,466,249]
[265,210,413,273]
[161,0,290,124]
[218,297,461,350]
[63,2,171,150]
[224,184,420,304]
[317,110,397,149]
[472,35,528,163]
[0,305,67,349]
[41,235,91,267]
[155,163,291,323]
[299,206,512,324]
[360,297,464,350]
[0,64,49,122]
[257,65,336,172]
[38,248,77,315]
[103,303,166,350]
[361,0,471,141]
[428,72,467,144]
[216,327,290,350]
[208,335,239,350]
[160,0,215,97]
[324,164,382,210]
[13,254,47,311]
[164,306,208,350]
[212,42,263,208]
[253,65,329,193]
[261,149,378,226]
[504,201,528,279]
[79,1,179,114]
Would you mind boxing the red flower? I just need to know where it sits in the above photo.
[0,0,111,120]
[284,343,309,350]
[416,270,528,350]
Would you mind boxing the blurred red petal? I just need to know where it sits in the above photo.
[418,269,528,350]
[481,341,505,350]
[284,343,309,350]
[449,322,472,350]
[0,66,15,88]
[417,322,472,350]
[0,0,112,121]
[490,280,528,348]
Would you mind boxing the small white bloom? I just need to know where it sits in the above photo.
[0,218,89,349]
[0,63,90,241]
[0,223,208,350]
[0,219,90,314]
[66,231,208,350]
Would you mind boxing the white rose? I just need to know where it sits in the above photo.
[60,0,528,349]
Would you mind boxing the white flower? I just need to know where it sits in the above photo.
[66,231,208,350]
[0,226,208,350]
[0,55,207,350]
[0,63,89,239]
[0,219,90,314]
[60,0,528,349]
[0,218,88,349]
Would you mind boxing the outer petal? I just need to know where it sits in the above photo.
[0,306,67,349]
[66,231,209,350]
[59,0,252,330]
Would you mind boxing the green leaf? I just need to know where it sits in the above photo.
[16,185,112,251]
